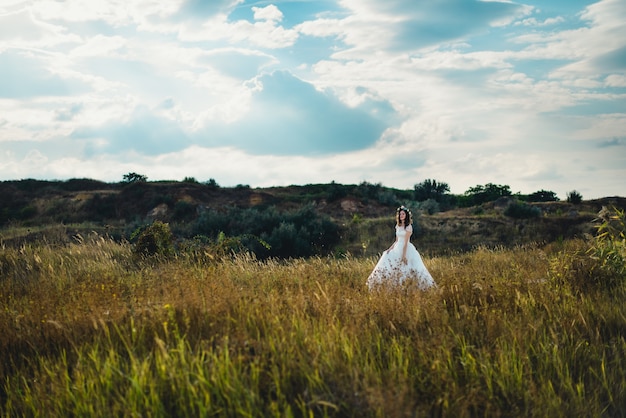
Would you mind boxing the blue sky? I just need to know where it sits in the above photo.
[0,0,624,199]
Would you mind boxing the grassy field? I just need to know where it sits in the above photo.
[1,211,625,417]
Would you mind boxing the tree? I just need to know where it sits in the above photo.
[413,179,450,202]
[463,183,512,206]
[567,190,583,204]
[526,190,559,202]
[205,178,219,188]
[355,181,383,200]
[122,172,147,183]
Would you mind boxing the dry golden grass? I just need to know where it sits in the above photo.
[0,229,624,417]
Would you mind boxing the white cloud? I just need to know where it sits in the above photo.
[0,8,81,49]
[516,16,565,27]
[177,8,298,48]
[532,1,626,80]
[0,0,624,200]
[570,114,626,141]
[605,74,626,87]
[70,34,127,57]
[252,5,283,23]
[33,0,133,24]
[31,0,183,27]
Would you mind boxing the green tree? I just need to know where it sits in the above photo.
[463,183,512,206]
[413,179,450,202]
[526,190,559,202]
[122,172,148,183]
[567,190,583,204]
[205,178,219,189]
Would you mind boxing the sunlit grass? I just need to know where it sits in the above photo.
[1,230,624,417]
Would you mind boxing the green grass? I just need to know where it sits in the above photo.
[1,227,625,417]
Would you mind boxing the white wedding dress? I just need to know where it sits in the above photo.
[367,224,435,290]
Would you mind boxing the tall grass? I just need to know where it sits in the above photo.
[1,222,624,416]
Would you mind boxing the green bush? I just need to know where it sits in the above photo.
[204,178,220,189]
[589,207,626,290]
[526,189,559,202]
[85,194,118,221]
[376,189,398,206]
[325,181,347,201]
[172,201,196,222]
[418,199,440,215]
[462,183,512,207]
[504,202,541,219]
[354,181,382,201]
[17,205,37,221]
[567,190,583,204]
[132,221,174,258]
[549,207,625,294]
[190,204,339,258]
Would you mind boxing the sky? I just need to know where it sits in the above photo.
[1,0,625,199]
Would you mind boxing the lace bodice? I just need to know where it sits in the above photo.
[396,224,413,238]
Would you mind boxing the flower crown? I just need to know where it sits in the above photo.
[396,205,411,214]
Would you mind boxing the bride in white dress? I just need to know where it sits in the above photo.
[367,206,435,290]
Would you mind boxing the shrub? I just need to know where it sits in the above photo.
[549,207,625,293]
[326,181,347,202]
[589,206,626,290]
[526,189,559,202]
[204,178,220,189]
[132,221,174,258]
[17,205,37,220]
[355,181,382,201]
[462,183,512,206]
[504,202,541,219]
[418,199,440,215]
[85,194,117,221]
[376,189,398,206]
[567,190,583,204]
[189,204,339,259]
[172,201,196,222]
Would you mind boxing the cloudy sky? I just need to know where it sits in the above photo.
[1,0,625,199]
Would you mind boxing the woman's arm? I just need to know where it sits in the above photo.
[386,226,399,253]
[401,226,412,262]
[386,236,398,253]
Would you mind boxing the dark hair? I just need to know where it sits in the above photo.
[396,206,412,229]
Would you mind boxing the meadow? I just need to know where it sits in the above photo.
[0,209,624,417]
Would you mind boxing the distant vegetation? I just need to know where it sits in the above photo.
[567,190,584,204]
[1,175,623,259]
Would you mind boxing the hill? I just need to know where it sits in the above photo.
[1,179,624,256]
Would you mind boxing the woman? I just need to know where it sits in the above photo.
[367,206,435,290]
